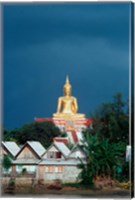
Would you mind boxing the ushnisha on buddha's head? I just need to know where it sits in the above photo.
[63,76,72,96]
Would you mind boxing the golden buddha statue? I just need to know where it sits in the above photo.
[53,76,85,119]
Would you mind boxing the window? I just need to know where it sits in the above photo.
[76,151,81,158]
[16,165,23,173]
[47,151,62,159]
[48,166,54,173]
[45,166,49,172]
[56,152,62,159]
[55,166,58,173]
[58,166,63,173]
[47,152,54,159]
[45,166,63,173]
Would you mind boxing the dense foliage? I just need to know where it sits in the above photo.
[91,93,129,143]
[2,154,12,173]
[78,93,129,185]
[78,132,127,185]
[4,121,61,148]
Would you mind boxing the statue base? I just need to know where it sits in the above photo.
[53,113,85,119]
[52,117,89,132]
[34,117,92,132]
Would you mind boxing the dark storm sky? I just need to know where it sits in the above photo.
[3,2,130,129]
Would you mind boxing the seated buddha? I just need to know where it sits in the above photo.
[53,76,85,119]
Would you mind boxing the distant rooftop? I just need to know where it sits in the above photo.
[2,141,20,157]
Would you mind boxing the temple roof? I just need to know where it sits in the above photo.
[53,137,69,145]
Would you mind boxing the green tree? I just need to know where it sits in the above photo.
[2,154,12,173]
[78,131,126,186]
[4,121,61,148]
[91,92,129,143]
[3,128,10,141]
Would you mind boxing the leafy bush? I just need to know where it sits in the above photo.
[2,154,12,173]
[22,168,27,174]
[78,131,127,186]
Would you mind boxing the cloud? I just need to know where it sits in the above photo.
[3,3,130,128]
[3,3,129,49]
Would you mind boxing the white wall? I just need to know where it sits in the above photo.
[43,165,81,183]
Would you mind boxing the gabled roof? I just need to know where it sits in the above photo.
[43,141,70,158]
[27,141,46,157]
[68,144,86,158]
[54,142,70,157]
[2,141,20,157]
[15,141,46,159]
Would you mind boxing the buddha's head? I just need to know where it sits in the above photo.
[63,76,72,96]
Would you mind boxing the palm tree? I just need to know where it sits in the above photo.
[78,130,125,186]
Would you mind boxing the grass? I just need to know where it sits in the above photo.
[116,182,131,189]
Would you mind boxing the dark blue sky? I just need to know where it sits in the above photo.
[3,3,130,129]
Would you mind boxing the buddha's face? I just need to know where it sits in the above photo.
[64,87,71,96]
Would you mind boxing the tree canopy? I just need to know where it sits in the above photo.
[90,93,129,143]
[2,154,12,173]
[78,93,129,185]
[4,121,61,148]
[78,131,128,185]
